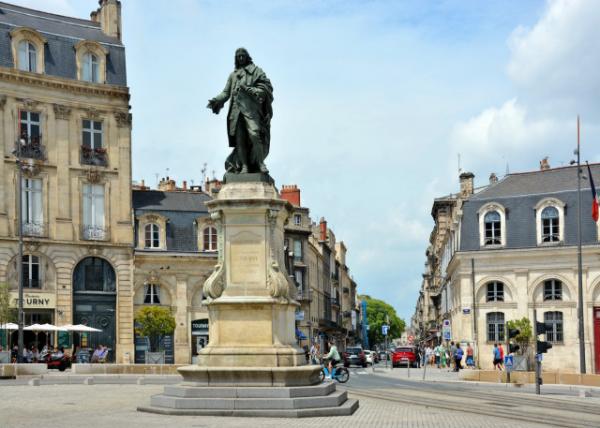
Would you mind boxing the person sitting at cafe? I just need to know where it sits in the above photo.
[97,345,108,363]
[91,345,102,363]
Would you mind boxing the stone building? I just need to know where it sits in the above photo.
[280,185,359,353]
[132,179,216,364]
[414,164,600,372]
[0,1,133,362]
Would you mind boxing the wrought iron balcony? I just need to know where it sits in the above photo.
[81,224,108,241]
[81,145,108,166]
[17,221,47,237]
[15,135,46,161]
[331,297,340,307]
[296,290,312,302]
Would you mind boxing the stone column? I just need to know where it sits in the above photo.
[174,273,190,364]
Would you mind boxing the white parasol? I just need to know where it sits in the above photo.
[61,324,102,333]
[1,323,18,351]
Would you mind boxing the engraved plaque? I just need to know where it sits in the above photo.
[230,240,262,284]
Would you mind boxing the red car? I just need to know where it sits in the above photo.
[391,346,417,368]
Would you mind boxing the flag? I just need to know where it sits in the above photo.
[587,162,599,222]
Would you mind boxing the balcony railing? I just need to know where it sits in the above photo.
[331,297,340,307]
[296,290,312,301]
[81,145,108,166]
[15,135,46,161]
[81,224,108,241]
[16,221,47,237]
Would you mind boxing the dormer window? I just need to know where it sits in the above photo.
[203,226,217,252]
[145,224,160,249]
[18,41,36,72]
[541,207,559,242]
[484,211,501,245]
[82,53,99,83]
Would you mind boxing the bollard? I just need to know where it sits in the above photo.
[84,377,94,385]
[28,378,40,386]
[137,377,145,385]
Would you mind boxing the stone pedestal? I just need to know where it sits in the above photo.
[138,180,357,416]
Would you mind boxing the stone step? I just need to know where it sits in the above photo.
[150,389,347,410]
[163,382,335,398]
[137,397,359,418]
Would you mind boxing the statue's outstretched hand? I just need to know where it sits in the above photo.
[207,99,222,114]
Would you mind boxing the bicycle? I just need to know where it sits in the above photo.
[319,360,349,383]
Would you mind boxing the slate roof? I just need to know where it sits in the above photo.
[133,190,212,253]
[460,164,600,251]
[0,2,126,85]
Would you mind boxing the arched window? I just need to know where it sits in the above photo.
[543,279,562,301]
[73,257,116,292]
[484,211,502,245]
[82,52,99,83]
[144,223,160,249]
[18,40,36,72]
[487,312,505,342]
[22,255,40,288]
[541,206,559,242]
[144,284,161,304]
[486,281,504,302]
[203,226,217,251]
[544,311,563,342]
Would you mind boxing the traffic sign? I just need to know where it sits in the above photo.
[442,319,451,340]
[382,325,389,336]
[504,355,514,372]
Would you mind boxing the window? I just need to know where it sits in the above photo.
[293,240,302,261]
[544,311,563,342]
[144,224,160,249]
[484,211,502,245]
[20,111,40,141]
[18,40,36,72]
[294,269,303,288]
[144,284,161,304]
[543,279,562,301]
[22,255,40,288]
[203,226,217,251]
[293,214,301,226]
[487,312,505,342]
[486,281,504,302]
[22,178,43,236]
[73,257,116,292]
[82,52,99,83]
[82,120,103,149]
[541,207,560,242]
[82,184,105,240]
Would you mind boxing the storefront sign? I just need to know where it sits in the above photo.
[10,292,55,309]
[295,310,304,321]
[191,319,209,335]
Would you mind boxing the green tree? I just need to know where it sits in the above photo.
[506,317,533,355]
[0,283,16,349]
[359,295,405,347]
[134,306,176,352]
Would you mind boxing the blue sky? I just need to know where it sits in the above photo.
[22,0,600,322]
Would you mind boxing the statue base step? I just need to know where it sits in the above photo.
[177,365,322,387]
[137,382,359,417]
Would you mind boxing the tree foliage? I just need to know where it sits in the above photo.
[0,283,16,349]
[506,317,533,355]
[134,306,176,352]
[359,295,405,347]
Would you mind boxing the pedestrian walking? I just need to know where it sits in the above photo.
[465,343,475,368]
[454,343,463,372]
[498,343,505,370]
[492,343,502,371]
[434,344,442,368]
[449,341,457,372]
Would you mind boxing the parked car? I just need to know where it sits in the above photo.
[391,346,417,368]
[343,346,367,367]
[364,350,375,365]
[378,350,389,361]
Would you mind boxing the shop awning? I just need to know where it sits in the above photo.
[295,329,307,340]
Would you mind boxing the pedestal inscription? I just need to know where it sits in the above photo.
[230,241,261,284]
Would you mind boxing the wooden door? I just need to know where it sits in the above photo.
[594,307,600,373]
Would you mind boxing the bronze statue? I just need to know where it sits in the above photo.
[208,48,273,174]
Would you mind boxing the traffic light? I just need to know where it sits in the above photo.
[507,328,520,354]
[535,321,553,354]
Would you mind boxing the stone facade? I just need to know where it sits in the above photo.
[413,165,600,373]
[0,1,134,362]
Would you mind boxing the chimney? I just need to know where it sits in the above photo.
[183,180,188,191]
[489,173,498,184]
[141,179,145,189]
[92,0,122,41]
[459,172,474,197]
[319,217,327,242]
[540,157,550,170]
[280,184,301,206]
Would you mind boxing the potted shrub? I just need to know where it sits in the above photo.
[134,306,175,364]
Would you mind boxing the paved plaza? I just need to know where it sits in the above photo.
[0,383,545,428]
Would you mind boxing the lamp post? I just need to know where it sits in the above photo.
[15,136,25,363]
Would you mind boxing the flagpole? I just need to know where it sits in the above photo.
[577,115,586,374]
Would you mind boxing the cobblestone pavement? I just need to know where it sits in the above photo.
[0,384,546,428]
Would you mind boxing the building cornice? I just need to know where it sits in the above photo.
[0,67,130,101]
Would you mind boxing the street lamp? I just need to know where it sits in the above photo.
[15,136,25,363]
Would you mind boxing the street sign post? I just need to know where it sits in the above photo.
[382,325,389,336]
[442,319,451,341]
[504,355,514,373]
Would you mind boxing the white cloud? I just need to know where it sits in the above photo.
[507,0,600,115]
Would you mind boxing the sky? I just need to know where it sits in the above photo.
[17,0,600,322]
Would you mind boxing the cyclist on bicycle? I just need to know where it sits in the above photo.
[324,340,340,378]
